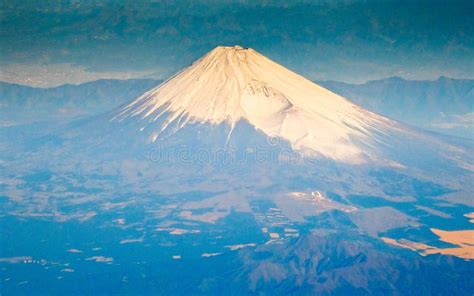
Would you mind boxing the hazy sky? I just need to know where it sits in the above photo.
[1,0,473,87]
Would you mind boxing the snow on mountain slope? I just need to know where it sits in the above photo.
[112,46,446,164]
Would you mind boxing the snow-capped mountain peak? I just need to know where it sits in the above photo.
[114,45,400,163]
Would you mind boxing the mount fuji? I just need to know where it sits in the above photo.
[4,45,473,189]
[93,45,469,172]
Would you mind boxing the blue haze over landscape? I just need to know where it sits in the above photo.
[0,1,473,295]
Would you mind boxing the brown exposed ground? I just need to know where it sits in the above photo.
[382,228,474,260]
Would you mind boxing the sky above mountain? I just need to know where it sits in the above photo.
[1,0,473,87]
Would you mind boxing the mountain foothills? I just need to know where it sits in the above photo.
[0,46,473,295]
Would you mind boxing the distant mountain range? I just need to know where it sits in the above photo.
[319,77,473,138]
[0,79,161,126]
[0,76,472,138]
